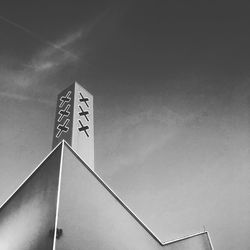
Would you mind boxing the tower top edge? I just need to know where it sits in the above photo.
[74,81,93,97]
[56,81,93,98]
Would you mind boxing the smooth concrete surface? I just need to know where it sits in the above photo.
[72,82,94,170]
[52,85,74,148]
[0,142,213,249]
[52,82,94,170]
[55,143,212,250]
[0,144,62,250]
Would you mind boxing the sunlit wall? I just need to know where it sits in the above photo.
[55,144,212,250]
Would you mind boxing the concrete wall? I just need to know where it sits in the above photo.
[55,144,212,250]
[0,142,213,249]
[0,144,62,250]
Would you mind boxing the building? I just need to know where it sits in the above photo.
[0,82,213,249]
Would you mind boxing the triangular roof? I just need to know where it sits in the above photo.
[0,141,213,249]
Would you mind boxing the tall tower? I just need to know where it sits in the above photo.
[52,82,94,170]
[0,81,214,250]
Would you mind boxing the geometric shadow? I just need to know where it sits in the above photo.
[0,143,62,250]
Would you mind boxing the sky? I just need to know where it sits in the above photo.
[0,1,249,249]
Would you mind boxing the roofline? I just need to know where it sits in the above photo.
[0,142,63,211]
[74,81,93,97]
[62,140,213,247]
[0,139,213,248]
[53,141,65,250]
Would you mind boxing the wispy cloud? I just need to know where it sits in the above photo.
[0,6,116,103]
[0,14,80,62]
[27,28,83,73]
[0,28,84,104]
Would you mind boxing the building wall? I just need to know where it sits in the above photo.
[0,144,62,250]
[55,144,212,250]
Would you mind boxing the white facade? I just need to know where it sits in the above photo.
[0,142,213,249]
[0,83,214,249]
[52,82,94,170]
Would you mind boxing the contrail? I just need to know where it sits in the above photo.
[0,14,78,59]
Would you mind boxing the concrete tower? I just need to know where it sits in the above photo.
[0,82,214,250]
[52,82,94,170]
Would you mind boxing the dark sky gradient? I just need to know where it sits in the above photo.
[0,1,250,249]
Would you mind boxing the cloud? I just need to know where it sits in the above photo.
[0,27,85,104]
[26,7,113,74]
[0,13,81,70]
[0,6,118,104]
[55,29,83,49]
[27,28,83,73]
[0,66,32,88]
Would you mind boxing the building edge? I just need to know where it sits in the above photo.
[62,140,213,248]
